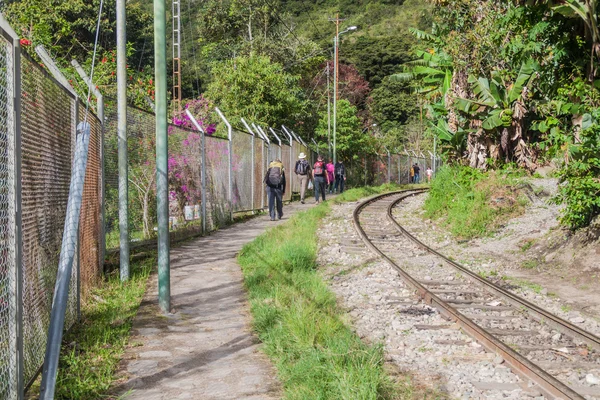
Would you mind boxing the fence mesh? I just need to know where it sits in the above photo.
[252,138,265,209]
[20,54,78,386]
[78,105,103,293]
[0,31,16,399]
[205,135,230,229]
[231,130,253,212]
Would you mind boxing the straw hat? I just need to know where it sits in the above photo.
[298,152,306,159]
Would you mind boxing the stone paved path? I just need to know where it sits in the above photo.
[114,200,318,400]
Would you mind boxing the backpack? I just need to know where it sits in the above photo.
[267,166,282,187]
[313,161,324,175]
[296,160,309,175]
[336,164,345,176]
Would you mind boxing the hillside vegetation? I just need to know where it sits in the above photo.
[3,0,599,229]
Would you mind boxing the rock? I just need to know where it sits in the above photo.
[571,316,585,323]
[493,355,505,365]
[551,333,562,342]
[586,374,600,385]
[424,275,432,281]
[540,288,548,295]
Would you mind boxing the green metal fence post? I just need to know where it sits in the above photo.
[155,0,170,314]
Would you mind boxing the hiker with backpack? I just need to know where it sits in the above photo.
[326,159,335,193]
[264,159,286,221]
[334,160,346,193]
[294,152,311,204]
[312,155,329,204]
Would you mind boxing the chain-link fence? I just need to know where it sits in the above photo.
[0,19,104,396]
[362,152,443,187]
[0,26,17,399]
[103,103,318,251]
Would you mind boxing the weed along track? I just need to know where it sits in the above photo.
[353,190,600,400]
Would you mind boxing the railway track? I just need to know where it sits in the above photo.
[353,189,600,400]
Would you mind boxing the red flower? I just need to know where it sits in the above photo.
[101,57,107,63]
[19,38,31,46]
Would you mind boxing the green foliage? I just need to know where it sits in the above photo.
[552,111,600,229]
[424,165,528,238]
[238,204,403,399]
[369,76,417,132]
[315,99,371,161]
[206,54,307,128]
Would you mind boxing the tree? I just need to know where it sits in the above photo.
[316,99,373,162]
[205,54,308,130]
[369,76,417,132]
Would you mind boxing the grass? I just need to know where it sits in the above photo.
[520,239,535,252]
[27,256,155,399]
[238,202,406,399]
[522,259,540,270]
[424,165,529,239]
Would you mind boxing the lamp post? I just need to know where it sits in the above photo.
[333,25,357,165]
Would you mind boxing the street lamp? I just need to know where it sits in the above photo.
[333,25,357,165]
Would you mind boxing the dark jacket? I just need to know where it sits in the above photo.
[264,161,286,193]
[334,162,346,178]
[294,159,311,176]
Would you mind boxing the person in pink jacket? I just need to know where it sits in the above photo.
[326,160,335,193]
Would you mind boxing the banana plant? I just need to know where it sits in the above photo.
[454,59,539,130]
[391,48,453,105]
[454,59,540,167]
[552,0,599,80]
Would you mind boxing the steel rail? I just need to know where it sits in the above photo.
[387,193,600,352]
[352,190,585,400]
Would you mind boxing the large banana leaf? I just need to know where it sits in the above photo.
[469,76,498,107]
[508,59,539,102]
[430,119,454,141]
[482,109,505,130]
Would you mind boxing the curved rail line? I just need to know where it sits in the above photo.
[353,189,600,400]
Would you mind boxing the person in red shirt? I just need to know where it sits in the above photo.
[312,155,329,204]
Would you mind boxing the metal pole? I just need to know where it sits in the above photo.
[433,135,437,175]
[186,110,207,234]
[269,127,282,159]
[333,35,337,164]
[8,19,25,396]
[40,123,92,399]
[242,119,256,211]
[116,0,129,281]
[34,45,76,96]
[387,149,391,184]
[327,62,331,160]
[215,108,233,221]
[253,124,267,209]
[281,126,293,198]
[155,0,170,313]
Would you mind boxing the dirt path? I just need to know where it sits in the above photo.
[113,199,321,400]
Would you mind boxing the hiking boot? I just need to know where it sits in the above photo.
[301,200,305,204]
